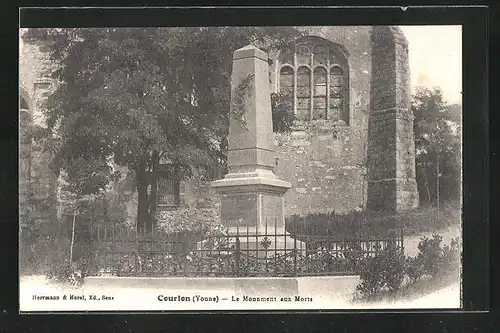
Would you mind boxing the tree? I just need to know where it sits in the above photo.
[22,27,304,236]
[412,87,462,207]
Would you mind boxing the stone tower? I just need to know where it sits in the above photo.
[366,26,419,211]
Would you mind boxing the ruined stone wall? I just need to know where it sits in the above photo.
[366,26,419,211]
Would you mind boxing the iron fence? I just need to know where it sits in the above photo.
[86,218,404,278]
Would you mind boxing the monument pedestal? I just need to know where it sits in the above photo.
[209,174,305,257]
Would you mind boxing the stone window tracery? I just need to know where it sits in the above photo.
[296,66,311,119]
[313,67,327,120]
[279,66,294,105]
[277,38,349,123]
[329,66,344,122]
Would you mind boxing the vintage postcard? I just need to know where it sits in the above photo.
[19,23,462,312]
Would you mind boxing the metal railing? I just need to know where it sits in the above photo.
[86,218,404,278]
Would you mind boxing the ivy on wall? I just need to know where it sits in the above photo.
[230,73,254,130]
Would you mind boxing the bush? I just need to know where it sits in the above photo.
[405,256,425,284]
[356,235,461,302]
[407,234,460,282]
[356,243,406,300]
[438,237,461,277]
[415,234,461,280]
[417,234,443,278]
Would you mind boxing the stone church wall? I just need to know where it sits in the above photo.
[268,26,373,215]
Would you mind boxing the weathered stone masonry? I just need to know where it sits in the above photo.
[366,26,419,211]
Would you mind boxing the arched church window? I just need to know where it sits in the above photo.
[313,67,327,120]
[277,38,349,123]
[279,66,294,104]
[296,66,311,120]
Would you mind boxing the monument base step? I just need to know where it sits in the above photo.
[196,234,306,258]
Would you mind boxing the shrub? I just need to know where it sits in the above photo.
[355,234,461,302]
[356,243,406,300]
[439,237,461,277]
[43,237,79,286]
[405,256,425,284]
[411,235,460,281]
[417,234,444,279]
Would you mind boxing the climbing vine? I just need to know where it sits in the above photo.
[230,73,255,130]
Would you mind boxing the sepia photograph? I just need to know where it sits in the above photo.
[19,23,463,312]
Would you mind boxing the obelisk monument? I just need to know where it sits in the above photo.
[211,45,305,253]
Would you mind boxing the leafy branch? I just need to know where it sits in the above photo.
[230,73,254,130]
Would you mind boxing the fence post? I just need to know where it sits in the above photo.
[283,216,287,276]
[236,220,240,277]
[235,235,240,277]
[246,220,250,271]
[184,231,188,276]
[201,219,205,276]
[265,218,268,274]
[293,218,297,276]
[274,217,278,265]
[135,229,140,274]
[88,219,94,277]
[400,221,405,256]
[255,216,259,258]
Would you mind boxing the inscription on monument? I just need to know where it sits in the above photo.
[220,194,257,227]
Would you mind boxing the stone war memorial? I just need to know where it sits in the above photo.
[19,24,463,311]
[210,45,305,254]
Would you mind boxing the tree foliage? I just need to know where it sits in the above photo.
[412,87,462,206]
[22,27,304,235]
[271,93,296,133]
